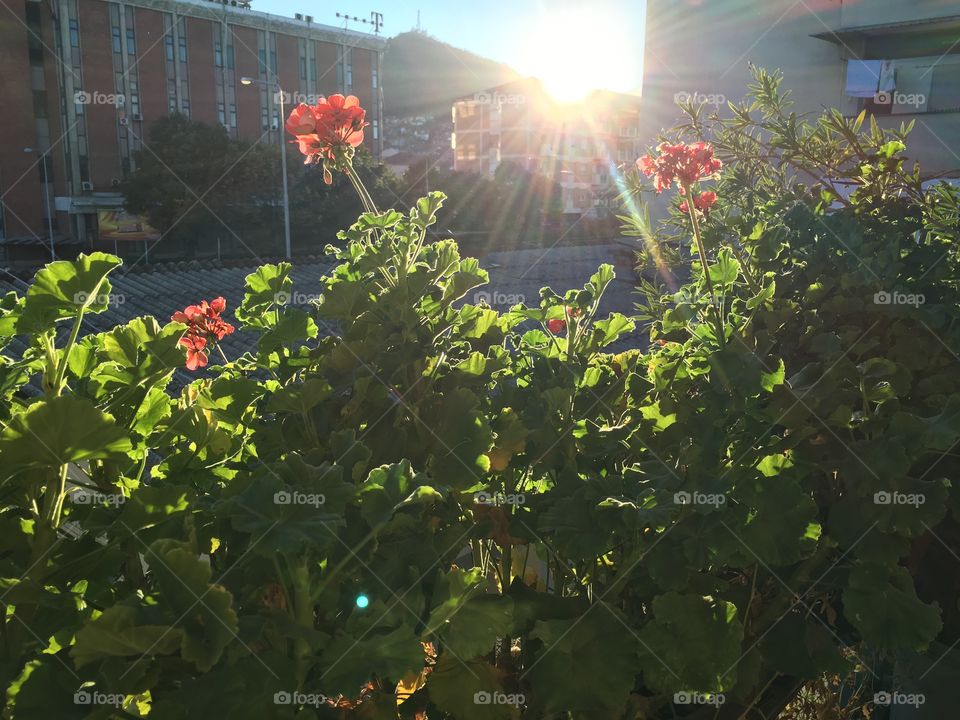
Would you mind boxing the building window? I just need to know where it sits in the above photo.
[229,103,237,127]
[165,33,174,61]
[178,34,187,63]
[33,90,48,119]
[372,119,379,140]
[69,19,80,48]
[226,44,235,70]
[372,68,378,89]
[112,26,122,54]
[218,102,225,124]
[181,98,190,117]
[215,40,223,67]
[258,48,267,71]
[126,28,136,55]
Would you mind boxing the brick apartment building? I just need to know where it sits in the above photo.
[0,0,385,265]
[451,78,643,217]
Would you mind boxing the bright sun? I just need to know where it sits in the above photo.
[518,8,634,103]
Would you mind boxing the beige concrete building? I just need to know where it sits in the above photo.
[642,0,960,178]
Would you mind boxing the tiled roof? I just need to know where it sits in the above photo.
[1,241,643,392]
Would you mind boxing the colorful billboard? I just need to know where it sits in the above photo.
[97,210,160,242]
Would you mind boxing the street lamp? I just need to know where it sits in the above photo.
[240,76,291,259]
[23,147,55,261]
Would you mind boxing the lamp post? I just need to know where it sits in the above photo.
[241,76,291,259]
[23,147,55,261]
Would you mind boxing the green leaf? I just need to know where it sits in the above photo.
[842,564,942,652]
[707,248,740,288]
[320,624,424,695]
[526,605,637,715]
[441,595,514,659]
[638,592,744,693]
[429,654,519,720]
[0,396,132,475]
[18,252,121,332]
[235,262,291,329]
[145,539,239,671]
[71,604,184,668]
[423,568,486,635]
[360,460,442,526]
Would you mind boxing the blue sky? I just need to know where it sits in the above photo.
[252,0,646,95]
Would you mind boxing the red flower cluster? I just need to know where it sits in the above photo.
[637,142,722,193]
[679,190,718,215]
[285,95,367,166]
[171,297,235,370]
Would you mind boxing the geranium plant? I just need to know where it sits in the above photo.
[0,77,957,720]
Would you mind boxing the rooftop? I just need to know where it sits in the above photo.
[1,242,644,392]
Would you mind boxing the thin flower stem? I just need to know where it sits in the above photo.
[683,183,726,348]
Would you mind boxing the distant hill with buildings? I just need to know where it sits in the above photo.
[382,31,520,117]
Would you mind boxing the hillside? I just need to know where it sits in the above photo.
[382,31,520,117]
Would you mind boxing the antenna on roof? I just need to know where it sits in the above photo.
[416,9,421,32]
[335,10,383,33]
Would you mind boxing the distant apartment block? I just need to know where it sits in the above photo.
[451,79,643,217]
[0,0,386,264]
[642,0,960,178]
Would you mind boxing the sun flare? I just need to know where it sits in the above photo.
[517,8,635,103]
